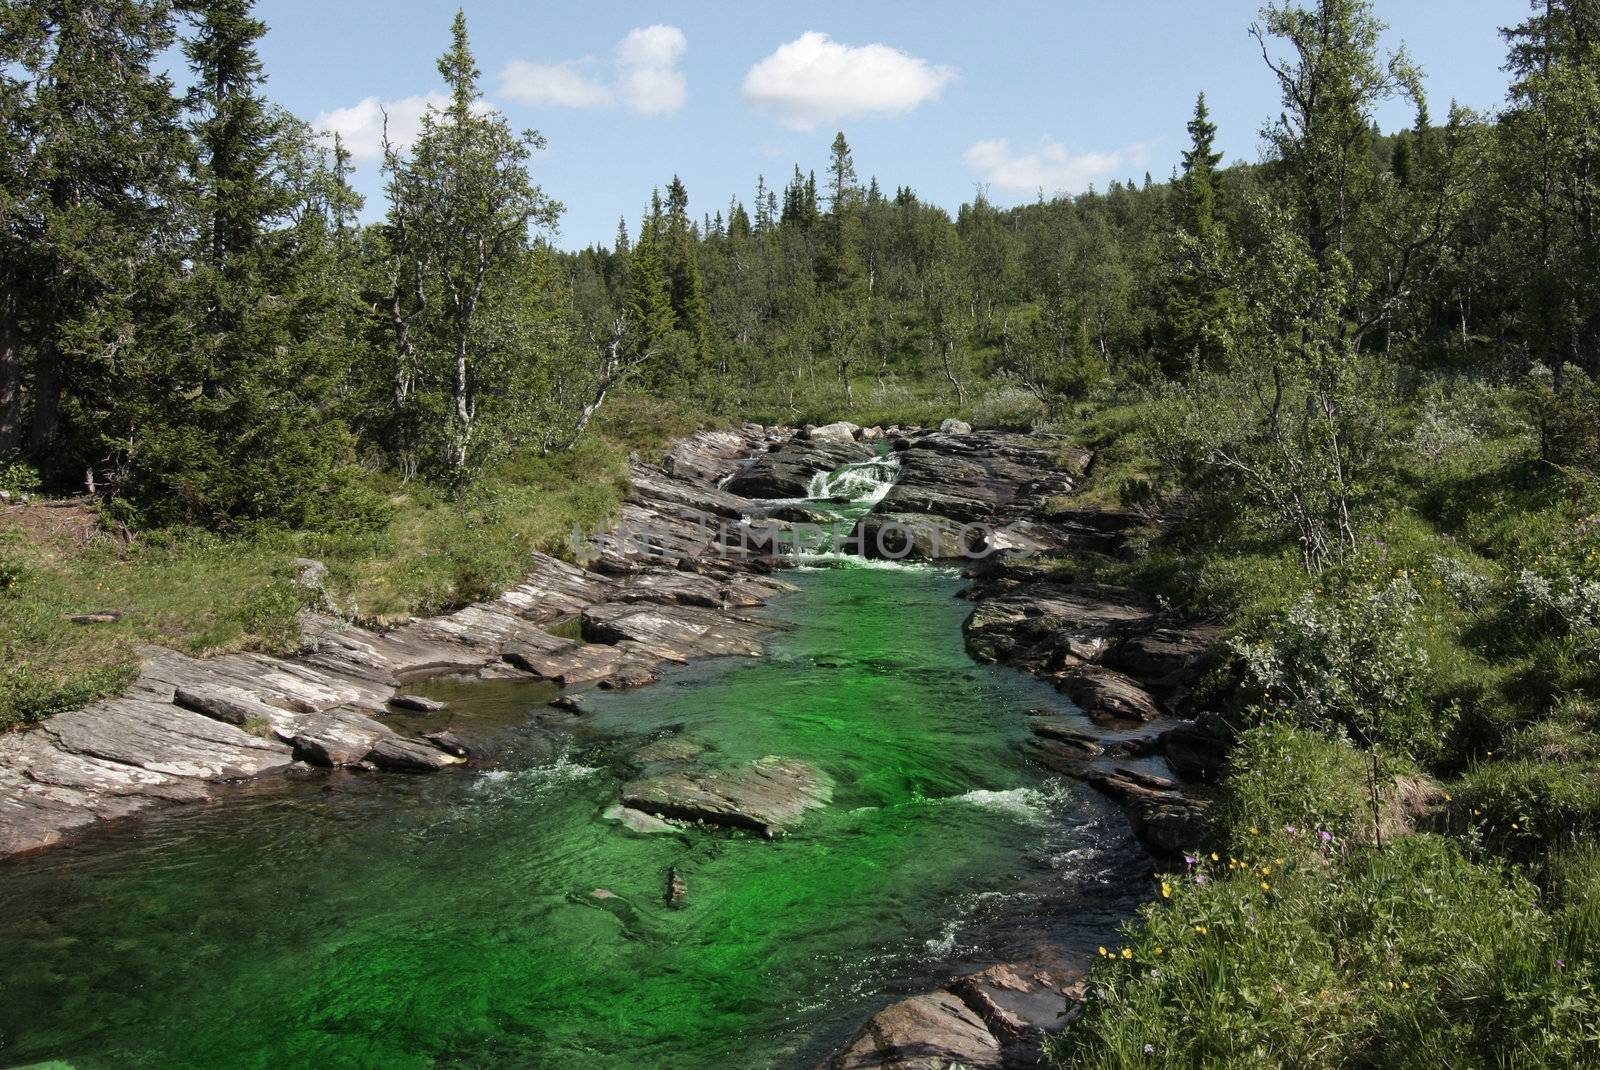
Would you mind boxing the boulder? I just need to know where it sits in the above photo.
[724,439,876,499]
[621,756,831,836]
[1159,713,1235,783]
[1057,666,1162,724]
[857,512,972,562]
[823,990,1003,1069]
[284,710,390,767]
[939,419,974,435]
[809,421,862,443]
[366,734,466,772]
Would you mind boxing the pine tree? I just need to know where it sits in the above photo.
[625,203,675,373]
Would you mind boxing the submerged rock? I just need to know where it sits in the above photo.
[620,756,831,837]
[602,803,679,835]
[666,865,687,908]
[387,694,447,714]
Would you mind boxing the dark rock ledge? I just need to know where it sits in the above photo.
[0,424,820,859]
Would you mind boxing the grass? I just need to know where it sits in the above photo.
[0,393,718,733]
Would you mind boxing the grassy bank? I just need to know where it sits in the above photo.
[1045,381,1600,1067]
[0,397,713,734]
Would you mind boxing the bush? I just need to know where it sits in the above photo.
[1458,760,1600,862]
[1213,723,1382,845]
[1231,577,1449,762]
[0,461,42,495]
[971,386,1047,430]
[1051,837,1591,1069]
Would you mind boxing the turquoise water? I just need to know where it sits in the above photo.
[0,564,1145,1070]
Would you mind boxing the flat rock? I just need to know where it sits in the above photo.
[46,699,293,780]
[388,694,447,714]
[504,641,624,686]
[366,734,465,772]
[582,602,765,662]
[174,684,299,735]
[285,710,391,767]
[823,990,1003,1070]
[602,803,680,835]
[621,756,831,836]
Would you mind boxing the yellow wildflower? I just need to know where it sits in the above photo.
[1161,881,1173,899]
[1121,948,1133,960]
[1098,946,1108,957]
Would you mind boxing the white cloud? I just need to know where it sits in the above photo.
[742,32,955,131]
[314,93,452,162]
[616,25,687,114]
[500,60,613,109]
[962,137,1153,196]
[497,25,687,117]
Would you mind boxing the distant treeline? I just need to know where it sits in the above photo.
[3,0,1599,532]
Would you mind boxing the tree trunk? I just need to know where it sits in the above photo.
[30,338,62,463]
[942,341,966,406]
[0,280,21,456]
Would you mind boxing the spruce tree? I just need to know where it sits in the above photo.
[1,0,187,481]
[1177,93,1222,239]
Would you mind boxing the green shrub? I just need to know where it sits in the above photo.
[1213,723,1381,845]
[1051,837,1590,1069]
[971,386,1047,430]
[230,576,316,652]
[0,461,42,495]
[0,551,28,593]
[1231,577,1450,762]
[1458,760,1600,862]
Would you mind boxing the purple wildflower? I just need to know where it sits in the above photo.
[1318,830,1333,843]
[1195,874,1209,885]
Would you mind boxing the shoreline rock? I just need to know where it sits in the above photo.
[0,425,812,859]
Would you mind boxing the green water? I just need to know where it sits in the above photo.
[0,565,1146,1070]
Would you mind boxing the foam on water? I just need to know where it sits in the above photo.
[949,786,1052,823]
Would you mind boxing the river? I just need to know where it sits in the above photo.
[0,461,1147,1070]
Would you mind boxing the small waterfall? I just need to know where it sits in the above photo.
[805,456,899,505]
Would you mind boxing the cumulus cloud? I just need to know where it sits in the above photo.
[498,25,687,116]
[314,93,453,162]
[616,25,688,114]
[743,32,956,131]
[500,60,613,109]
[962,137,1153,196]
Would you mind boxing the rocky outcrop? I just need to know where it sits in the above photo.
[0,424,805,859]
[724,438,877,499]
[620,755,831,837]
[822,956,1087,1070]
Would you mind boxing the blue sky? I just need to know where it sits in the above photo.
[251,0,1527,249]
